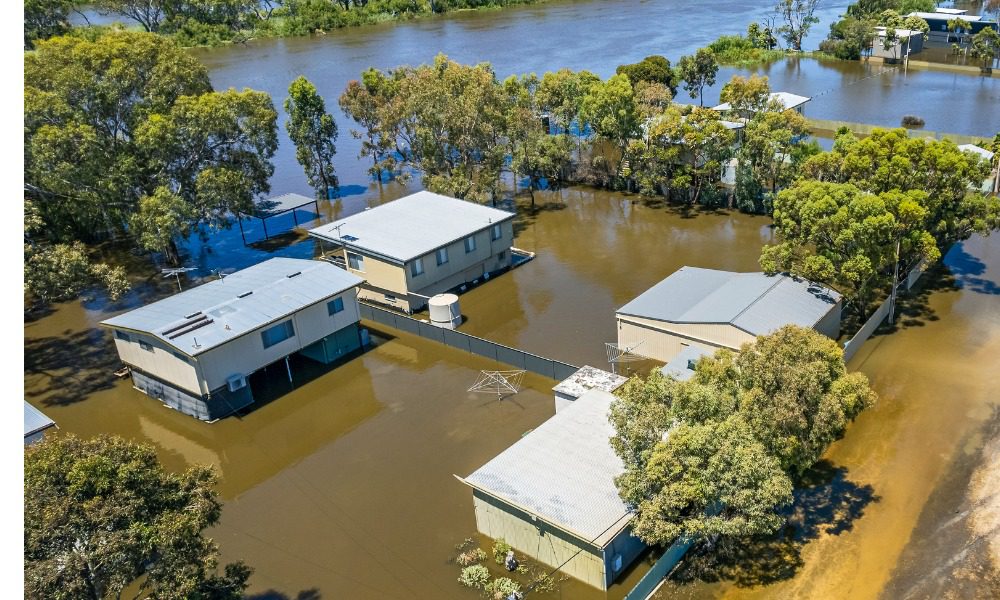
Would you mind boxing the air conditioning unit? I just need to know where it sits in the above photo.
[227,374,247,392]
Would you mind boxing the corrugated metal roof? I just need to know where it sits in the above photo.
[463,389,633,548]
[552,365,627,398]
[660,346,713,381]
[252,193,317,218]
[101,258,363,356]
[617,267,841,336]
[24,401,55,438]
[908,11,982,21]
[713,92,811,112]
[959,144,995,161]
[308,191,516,264]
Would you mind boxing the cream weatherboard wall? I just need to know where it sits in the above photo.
[112,334,205,395]
[616,315,757,363]
[195,289,361,391]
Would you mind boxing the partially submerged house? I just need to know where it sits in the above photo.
[458,388,645,590]
[24,401,56,445]
[616,267,842,364]
[309,191,516,313]
[872,27,925,60]
[551,365,626,412]
[712,91,811,121]
[101,258,364,421]
[907,9,998,43]
[959,143,999,194]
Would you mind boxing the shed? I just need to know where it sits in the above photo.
[616,267,842,364]
[459,389,645,590]
[552,365,627,412]
[24,401,56,445]
[309,191,516,312]
[872,27,925,60]
[238,193,320,244]
[101,258,364,421]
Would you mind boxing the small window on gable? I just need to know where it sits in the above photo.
[328,297,345,315]
[139,340,154,352]
[115,330,131,343]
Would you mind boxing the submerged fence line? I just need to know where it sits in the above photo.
[842,261,927,363]
[806,118,987,146]
[358,302,579,381]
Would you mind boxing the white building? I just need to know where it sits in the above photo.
[24,402,56,445]
[101,258,364,421]
[617,267,842,364]
[459,388,646,590]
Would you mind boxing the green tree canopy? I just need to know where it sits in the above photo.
[24,0,73,49]
[734,107,813,213]
[285,75,339,199]
[24,435,251,599]
[678,48,720,107]
[615,55,678,96]
[718,74,772,121]
[774,0,821,51]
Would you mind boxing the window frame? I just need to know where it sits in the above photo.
[346,251,365,272]
[436,247,449,266]
[261,320,295,349]
[464,235,477,253]
[410,257,424,277]
[491,224,502,241]
[328,296,345,315]
[138,340,154,352]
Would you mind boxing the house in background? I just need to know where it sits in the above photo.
[101,258,364,421]
[872,27,925,61]
[24,401,56,445]
[309,191,516,313]
[958,144,999,194]
[458,388,646,590]
[713,91,811,121]
[907,9,998,44]
[616,266,842,364]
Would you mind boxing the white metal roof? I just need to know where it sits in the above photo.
[617,267,841,337]
[909,11,982,22]
[101,258,363,356]
[252,193,317,217]
[874,26,924,37]
[24,401,55,438]
[660,346,713,381]
[552,365,627,399]
[713,91,811,113]
[933,7,967,15]
[463,389,633,548]
[959,144,995,161]
[308,191,516,264]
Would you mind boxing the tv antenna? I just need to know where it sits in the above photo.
[161,267,197,292]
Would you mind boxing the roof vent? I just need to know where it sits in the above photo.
[184,312,201,319]
[341,234,359,242]
[286,271,302,278]
[237,291,253,298]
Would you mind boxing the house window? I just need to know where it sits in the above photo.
[464,235,476,253]
[328,297,345,315]
[491,224,502,241]
[115,330,131,342]
[411,257,424,277]
[172,351,190,363]
[347,252,364,271]
[261,320,295,349]
[497,250,506,261]
[384,293,397,303]
[436,247,449,266]
[139,340,154,352]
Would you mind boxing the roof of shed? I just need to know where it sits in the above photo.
[308,191,515,264]
[660,345,713,381]
[617,267,841,336]
[713,91,811,113]
[463,389,633,548]
[101,258,363,356]
[24,401,55,438]
[552,365,627,398]
[249,193,317,218]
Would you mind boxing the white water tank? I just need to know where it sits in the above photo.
[428,293,462,329]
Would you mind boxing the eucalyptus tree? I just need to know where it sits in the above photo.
[774,0,821,51]
[286,76,339,199]
[677,48,719,107]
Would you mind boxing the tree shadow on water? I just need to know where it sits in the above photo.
[672,460,878,587]
[246,589,320,600]
[24,327,120,406]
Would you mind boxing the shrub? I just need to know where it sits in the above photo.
[491,538,512,564]
[484,576,521,600]
[458,564,490,589]
[901,115,925,128]
[456,547,488,566]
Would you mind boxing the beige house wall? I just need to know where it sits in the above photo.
[616,315,754,363]
[473,491,609,590]
[110,289,361,393]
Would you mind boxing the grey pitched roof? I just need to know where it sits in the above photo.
[552,365,627,398]
[617,267,841,336]
[660,346,713,381]
[713,91,811,112]
[24,401,55,438]
[101,258,363,356]
[308,191,515,264]
[463,389,633,548]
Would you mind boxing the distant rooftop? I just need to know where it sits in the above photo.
[908,11,982,22]
[959,143,995,161]
[463,389,632,547]
[660,346,713,381]
[713,91,811,113]
[617,267,841,337]
[932,7,967,15]
[101,258,363,356]
[309,191,516,264]
[552,365,627,398]
[874,26,924,37]
[24,401,55,439]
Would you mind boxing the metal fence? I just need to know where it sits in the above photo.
[842,261,927,363]
[623,538,695,600]
[358,303,579,381]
